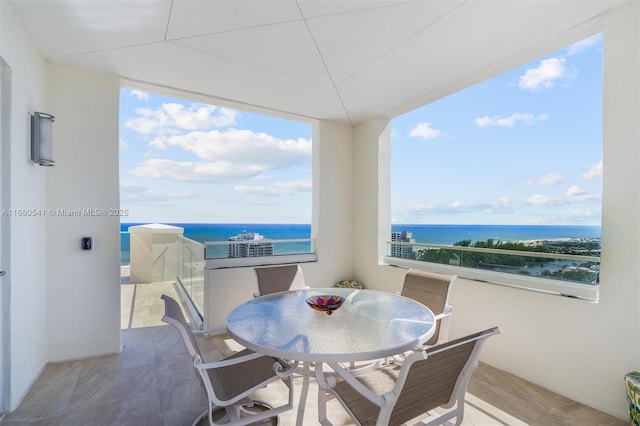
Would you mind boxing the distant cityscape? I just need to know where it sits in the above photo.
[389,230,600,284]
[120,223,601,267]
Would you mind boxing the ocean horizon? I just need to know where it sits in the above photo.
[120,223,601,265]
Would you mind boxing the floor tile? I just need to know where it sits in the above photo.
[1,276,628,426]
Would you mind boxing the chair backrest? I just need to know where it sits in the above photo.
[387,327,501,426]
[401,269,456,345]
[255,264,305,296]
[160,294,202,360]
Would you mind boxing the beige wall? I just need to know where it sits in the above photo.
[350,1,639,420]
[45,63,121,362]
[1,2,121,408]
[0,0,49,410]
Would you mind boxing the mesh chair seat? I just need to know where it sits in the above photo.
[320,327,502,426]
[160,294,294,426]
[206,348,284,403]
[401,269,457,346]
[255,264,307,296]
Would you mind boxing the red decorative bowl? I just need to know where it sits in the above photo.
[306,295,345,315]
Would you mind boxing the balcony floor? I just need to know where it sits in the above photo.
[0,275,626,426]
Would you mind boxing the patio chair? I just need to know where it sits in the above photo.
[254,264,307,297]
[318,326,502,426]
[160,294,295,426]
[401,269,457,346]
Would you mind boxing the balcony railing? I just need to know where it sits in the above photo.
[176,236,205,328]
[205,238,316,269]
[121,230,204,327]
[120,231,130,265]
[385,241,600,300]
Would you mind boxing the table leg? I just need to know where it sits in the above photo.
[296,361,310,426]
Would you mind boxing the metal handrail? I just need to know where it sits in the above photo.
[387,241,600,262]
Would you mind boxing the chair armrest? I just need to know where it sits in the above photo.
[434,311,451,322]
[433,305,452,321]
[196,350,267,369]
[197,351,297,379]
[192,325,226,335]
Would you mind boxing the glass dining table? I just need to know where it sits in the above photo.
[226,287,435,425]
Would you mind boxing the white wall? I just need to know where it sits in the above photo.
[350,1,639,420]
[45,63,121,362]
[205,120,354,328]
[351,117,405,291]
[0,0,49,410]
[306,120,354,284]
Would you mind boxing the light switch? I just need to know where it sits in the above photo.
[81,237,92,250]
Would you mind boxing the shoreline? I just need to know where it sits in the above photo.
[517,237,601,247]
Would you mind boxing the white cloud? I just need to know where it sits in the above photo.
[525,210,597,225]
[565,33,601,56]
[124,103,238,135]
[120,182,199,206]
[565,185,601,203]
[475,113,548,127]
[526,189,600,207]
[119,138,128,150]
[130,158,265,182]
[130,89,149,101]
[410,122,441,139]
[398,188,601,221]
[518,57,567,91]
[120,182,147,193]
[525,194,567,206]
[530,210,598,224]
[582,161,602,180]
[403,198,514,215]
[234,180,312,197]
[566,185,586,197]
[152,129,311,169]
[527,172,563,185]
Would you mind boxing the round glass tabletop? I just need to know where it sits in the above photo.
[226,288,435,363]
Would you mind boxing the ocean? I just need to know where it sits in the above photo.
[120,223,601,265]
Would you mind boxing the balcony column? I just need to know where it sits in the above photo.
[351,116,399,291]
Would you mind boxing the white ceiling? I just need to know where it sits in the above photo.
[10,0,628,125]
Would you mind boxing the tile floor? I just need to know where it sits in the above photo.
[1,279,628,426]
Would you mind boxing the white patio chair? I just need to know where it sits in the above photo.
[318,327,502,426]
[160,294,295,426]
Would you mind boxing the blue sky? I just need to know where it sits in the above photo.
[120,34,602,225]
[119,91,313,223]
[391,33,602,225]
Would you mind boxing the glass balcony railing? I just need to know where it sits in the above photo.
[205,238,314,259]
[120,229,204,326]
[177,236,205,324]
[120,231,130,265]
[386,241,600,285]
[204,238,316,268]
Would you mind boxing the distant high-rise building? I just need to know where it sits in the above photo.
[228,232,274,258]
[391,231,415,259]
